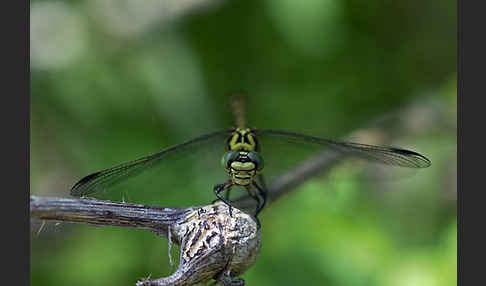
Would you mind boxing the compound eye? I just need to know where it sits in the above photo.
[247,152,264,171]
[221,151,239,169]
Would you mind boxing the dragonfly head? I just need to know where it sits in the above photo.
[221,150,264,186]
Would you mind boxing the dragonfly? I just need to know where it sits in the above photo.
[70,96,431,228]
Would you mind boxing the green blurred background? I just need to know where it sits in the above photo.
[30,0,456,285]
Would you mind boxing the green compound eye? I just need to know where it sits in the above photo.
[221,151,240,169]
[247,152,264,171]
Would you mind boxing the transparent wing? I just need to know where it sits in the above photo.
[255,129,430,167]
[251,129,431,199]
[70,130,233,206]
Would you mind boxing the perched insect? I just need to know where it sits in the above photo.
[216,127,266,218]
[71,97,431,228]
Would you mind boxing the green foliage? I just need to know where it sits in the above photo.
[30,0,456,285]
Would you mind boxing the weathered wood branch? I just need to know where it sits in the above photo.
[31,197,260,286]
[30,148,344,285]
[30,102,430,285]
[30,196,195,241]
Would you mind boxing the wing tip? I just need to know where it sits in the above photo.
[391,148,432,168]
[70,172,100,196]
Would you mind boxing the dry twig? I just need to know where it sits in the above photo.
[30,147,344,285]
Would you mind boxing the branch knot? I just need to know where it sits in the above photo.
[140,202,261,286]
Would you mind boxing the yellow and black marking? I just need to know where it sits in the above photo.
[217,129,267,229]
[226,128,259,152]
[227,151,260,186]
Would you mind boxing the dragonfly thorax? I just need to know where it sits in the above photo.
[227,128,259,152]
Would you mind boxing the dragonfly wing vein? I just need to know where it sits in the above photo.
[255,129,431,169]
[70,130,232,198]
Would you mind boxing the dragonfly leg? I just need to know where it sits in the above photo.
[225,186,232,201]
[246,184,265,230]
[247,186,262,216]
[214,181,235,217]
[252,181,267,217]
[211,186,232,204]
